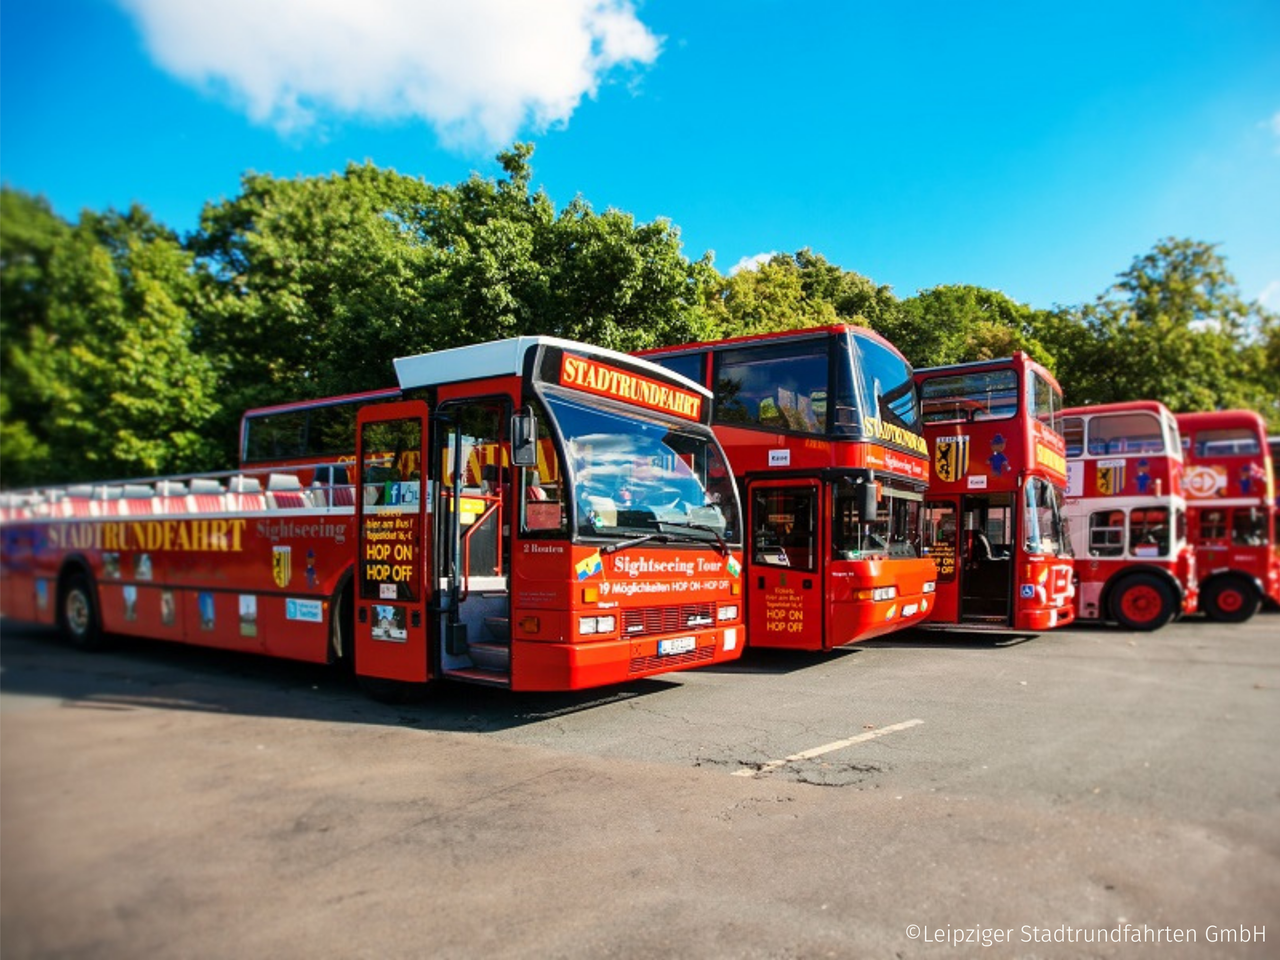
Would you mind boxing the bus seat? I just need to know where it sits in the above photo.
[267,473,309,510]
[189,478,226,512]
[228,476,266,511]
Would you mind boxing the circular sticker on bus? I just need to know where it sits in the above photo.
[1184,465,1227,499]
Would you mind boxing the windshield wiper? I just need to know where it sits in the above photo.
[601,533,671,555]
[657,521,729,556]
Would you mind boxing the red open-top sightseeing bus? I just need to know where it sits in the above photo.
[0,337,747,696]
[914,353,1075,631]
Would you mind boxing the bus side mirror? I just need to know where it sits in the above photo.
[511,410,538,467]
[856,481,878,521]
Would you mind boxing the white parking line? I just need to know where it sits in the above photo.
[732,718,924,778]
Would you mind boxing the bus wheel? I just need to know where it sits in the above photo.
[1202,577,1260,623]
[58,571,105,650]
[1109,574,1175,631]
[329,579,355,671]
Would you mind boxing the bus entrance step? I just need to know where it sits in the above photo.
[483,616,511,642]
[443,666,510,688]
[467,640,510,673]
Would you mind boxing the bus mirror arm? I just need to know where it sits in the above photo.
[511,407,538,467]
[855,478,878,521]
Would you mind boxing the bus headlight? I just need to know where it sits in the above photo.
[853,586,898,602]
[578,615,617,635]
[922,581,936,594]
[717,604,739,621]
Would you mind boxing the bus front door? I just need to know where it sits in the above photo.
[959,493,1013,624]
[354,401,432,684]
[747,479,826,649]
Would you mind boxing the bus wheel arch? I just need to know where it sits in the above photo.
[1201,575,1261,624]
[1107,571,1176,631]
[56,560,106,650]
[329,571,356,668]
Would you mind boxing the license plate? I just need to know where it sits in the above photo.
[657,636,696,656]
[902,603,919,617]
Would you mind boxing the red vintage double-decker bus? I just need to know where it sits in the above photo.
[0,337,746,696]
[913,354,1075,631]
[641,325,936,649]
[1175,409,1279,622]
[1060,401,1197,630]
[239,387,402,481]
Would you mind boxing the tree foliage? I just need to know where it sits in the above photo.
[1040,238,1279,421]
[3,152,1278,490]
[2,200,218,485]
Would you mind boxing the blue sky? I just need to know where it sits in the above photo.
[3,0,1277,311]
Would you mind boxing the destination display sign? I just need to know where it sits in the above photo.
[559,355,703,422]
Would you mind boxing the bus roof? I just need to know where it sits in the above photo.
[1060,400,1174,419]
[915,352,1063,392]
[637,323,911,365]
[393,336,712,399]
[1174,409,1269,433]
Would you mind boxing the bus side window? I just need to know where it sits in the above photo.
[1088,511,1125,557]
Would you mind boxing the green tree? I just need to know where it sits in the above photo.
[188,143,718,434]
[1,198,219,485]
[892,285,1052,369]
[1043,238,1277,423]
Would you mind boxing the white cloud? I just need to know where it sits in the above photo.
[118,0,661,147]
[1257,280,1280,309]
[1270,111,1280,156]
[727,252,778,276]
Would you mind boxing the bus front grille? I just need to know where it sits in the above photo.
[621,603,716,638]
[629,644,716,674]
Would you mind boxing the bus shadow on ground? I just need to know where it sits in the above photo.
[698,645,863,675]
[859,627,1041,649]
[0,623,680,734]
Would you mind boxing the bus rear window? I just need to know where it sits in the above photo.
[243,410,307,462]
[919,369,1017,423]
[1087,412,1165,456]
[1195,429,1260,458]
[713,337,829,434]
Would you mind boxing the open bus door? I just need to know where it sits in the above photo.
[924,494,1014,625]
[354,401,431,685]
[958,493,1013,623]
[747,478,826,649]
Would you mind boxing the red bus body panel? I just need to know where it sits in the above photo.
[641,325,937,649]
[1176,409,1279,613]
[915,354,1076,632]
[1062,401,1198,627]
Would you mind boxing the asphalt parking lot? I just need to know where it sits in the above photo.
[2,613,1278,959]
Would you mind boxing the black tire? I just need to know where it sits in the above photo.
[58,571,106,649]
[329,578,355,671]
[1109,573,1176,631]
[1201,576,1261,624]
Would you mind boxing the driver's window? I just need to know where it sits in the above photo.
[520,407,567,536]
[437,399,507,575]
[751,486,816,570]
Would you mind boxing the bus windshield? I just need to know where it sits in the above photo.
[832,480,922,560]
[846,331,921,437]
[1025,478,1072,557]
[544,393,741,545]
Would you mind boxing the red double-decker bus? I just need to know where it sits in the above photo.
[0,337,746,696]
[641,325,936,649]
[239,387,401,481]
[1175,409,1279,622]
[1060,401,1197,630]
[913,354,1075,631]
